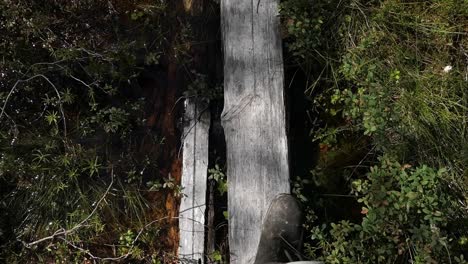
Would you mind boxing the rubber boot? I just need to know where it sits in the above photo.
[253,194,303,264]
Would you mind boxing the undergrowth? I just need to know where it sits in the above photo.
[281,0,468,262]
[0,0,190,262]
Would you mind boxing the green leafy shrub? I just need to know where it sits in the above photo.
[314,0,468,174]
[209,164,227,196]
[281,0,468,262]
[307,158,467,263]
[280,0,324,60]
[0,0,187,262]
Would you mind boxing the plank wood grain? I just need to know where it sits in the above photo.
[221,0,290,263]
[178,98,210,263]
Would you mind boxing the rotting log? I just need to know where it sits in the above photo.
[178,98,210,262]
[142,59,183,254]
[221,0,290,263]
[178,0,223,261]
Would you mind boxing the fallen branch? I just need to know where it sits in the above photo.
[59,216,170,262]
[23,180,208,261]
[25,169,115,248]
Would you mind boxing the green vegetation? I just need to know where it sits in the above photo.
[0,0,467,263]
[309,158,465,263]
[208,164,227,196]
[0,0,193,262]
[281,0,468,262]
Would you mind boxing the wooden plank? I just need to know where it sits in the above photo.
[221,0,290,263]
[178,98,210,263]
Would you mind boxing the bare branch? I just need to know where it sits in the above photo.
[0,74,68,138]
[24,199,208,262]
[69,74,98,89]
[25,169,115,247]
[60,209,208,262]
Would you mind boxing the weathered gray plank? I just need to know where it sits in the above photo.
[178,98,210,263]
[221,0,290,263]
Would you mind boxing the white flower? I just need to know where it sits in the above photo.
[443,65,452,73]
